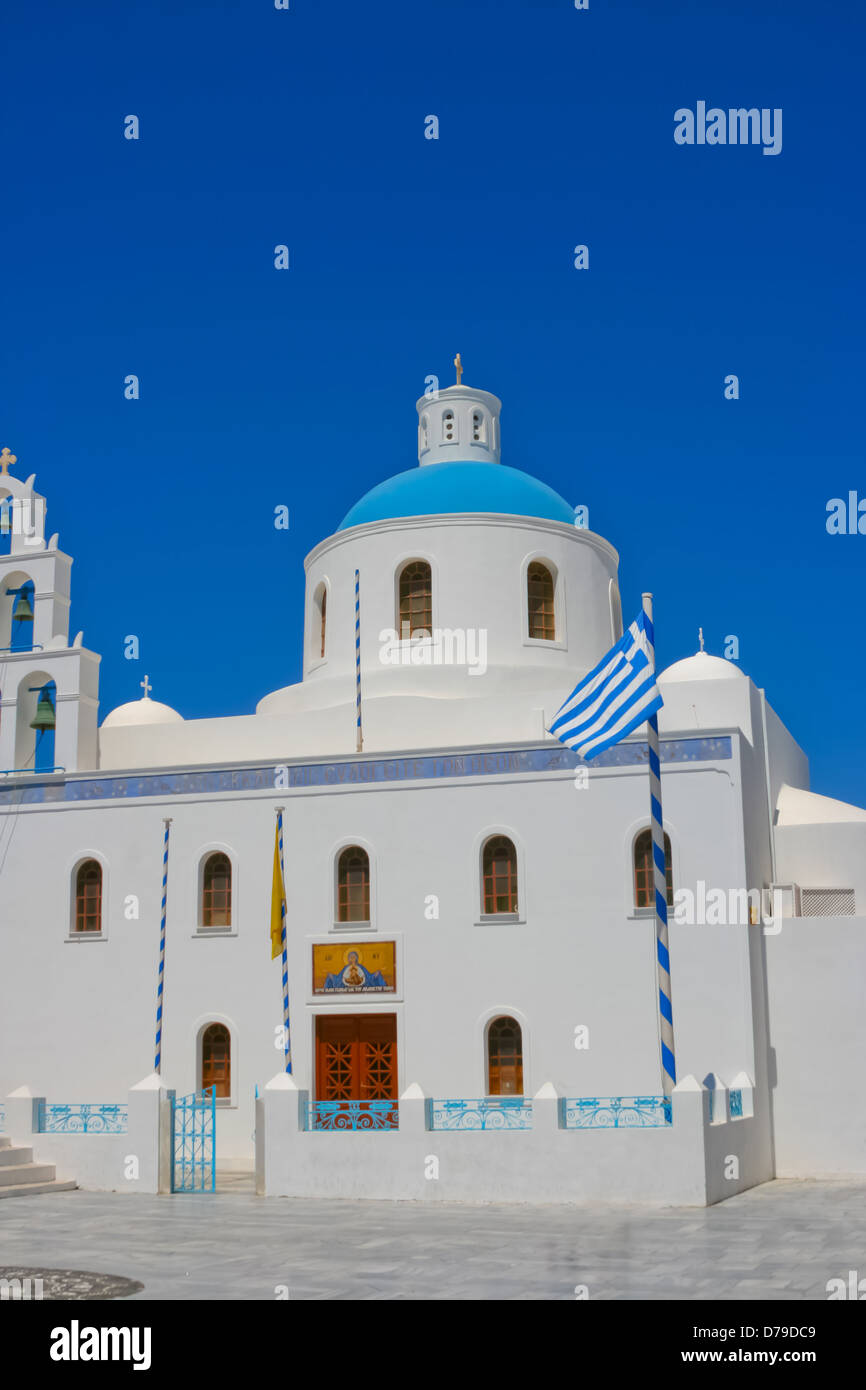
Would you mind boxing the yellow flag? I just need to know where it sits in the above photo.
[270,821,285,959]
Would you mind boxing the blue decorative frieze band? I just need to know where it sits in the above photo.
[0,737,732,806]
[37,1103,128,1134]
[304,1100,399,1131]
[425,1098,533,1131]
[559,1096,672,1129]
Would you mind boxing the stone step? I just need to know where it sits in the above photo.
[0,1163,58,1187]
[0,1178,77,1199]
[0,1145,33,1166]
[0,1137,11,1148]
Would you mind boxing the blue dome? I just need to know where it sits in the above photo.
[339,462,575,530]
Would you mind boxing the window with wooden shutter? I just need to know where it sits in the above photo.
[482,836,518,915]
[527,562,555,640]
[337,846,370,923]
[487,1016,523,1096]
[201,1023,231,1099]
[202,853,232,927]
[633,828,673,908]
[74,860,102,933]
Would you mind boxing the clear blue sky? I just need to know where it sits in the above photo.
[2,0,864,803]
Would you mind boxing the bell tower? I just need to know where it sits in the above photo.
[0,448,100,775]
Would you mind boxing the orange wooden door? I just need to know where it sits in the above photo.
[316,1015,397,1101]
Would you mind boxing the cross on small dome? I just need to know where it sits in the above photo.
[140,674,152,699]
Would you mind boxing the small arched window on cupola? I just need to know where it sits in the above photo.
[442,409,456,443]
[419,415,429,451]
[398,561,432,638]
[471,409,487,444]
[527,562,556,641]
[313,583,327,661]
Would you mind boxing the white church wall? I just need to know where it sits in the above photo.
[765,917,866,1175]
[0,735,763,1173]
[256,1077,765,1207]
[775,823,866,911]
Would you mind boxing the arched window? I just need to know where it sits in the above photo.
[527,562,555,640]
[337,846,370,923]
[201,1023,231,1099]
[201,852,232,927]
[471,410,486,443]
[609,579,623,642]
[633,829,674,908]
[420,415,429,450]
[75,860,103,934]
[443,409,455,442]
[398,561,432,638]
[482,836,518,915]
[313,584,327,660]
[487,1016,524,1096]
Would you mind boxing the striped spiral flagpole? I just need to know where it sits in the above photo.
[641,594,676,1098]
[354,568,363,753]
[276,807,292,1073]
[154,818,172,1074]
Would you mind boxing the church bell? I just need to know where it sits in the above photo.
[12,593,34,623]
[30,689,56,732]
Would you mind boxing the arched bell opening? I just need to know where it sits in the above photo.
[2,574,35,652]
[15,671,56,773]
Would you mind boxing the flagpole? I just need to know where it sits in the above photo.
[641,593,676,1099]
[354,568,363,752]
[153,817,172,1074]
[275,806,292,1074]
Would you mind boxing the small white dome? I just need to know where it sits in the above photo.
[659,651,745,684]
[101,696,184,729]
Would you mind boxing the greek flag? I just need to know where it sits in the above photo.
[548,611,663,761]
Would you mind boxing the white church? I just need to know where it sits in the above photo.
[1,370,864,1205]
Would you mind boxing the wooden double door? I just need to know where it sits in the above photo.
[316,1014,398,1102]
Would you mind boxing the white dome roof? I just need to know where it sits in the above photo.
[101,696,184,729]
[776,783,866,826]
[659,651,745,684]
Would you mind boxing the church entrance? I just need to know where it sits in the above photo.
[315,1015,398,1127]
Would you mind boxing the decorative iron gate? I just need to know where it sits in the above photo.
[171,1087,215,1192]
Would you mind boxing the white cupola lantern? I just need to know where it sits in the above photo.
[416,355,502,467]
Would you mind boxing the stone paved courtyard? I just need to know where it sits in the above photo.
[0,1178,863,1300]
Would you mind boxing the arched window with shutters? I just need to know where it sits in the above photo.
[73,859,103,934]
[200,1023,231,1100]
[337,846,370,924]
[527,561,556,640]
[487,1016,524,1096]
[482,835,518,916]
[397,561,432,638]
[633,828,674,908]
[201,852,232,928]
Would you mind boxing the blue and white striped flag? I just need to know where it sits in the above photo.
[548,611,663,761]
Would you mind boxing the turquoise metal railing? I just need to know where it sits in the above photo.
[37,1102,128,1134]
[559,1096,672,1129]
[425,1098,533,1131]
